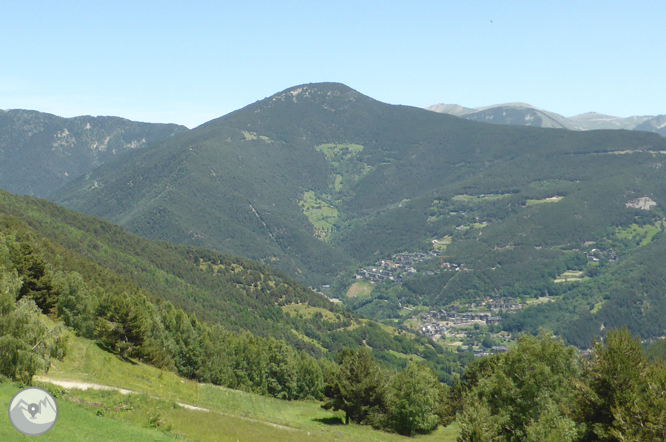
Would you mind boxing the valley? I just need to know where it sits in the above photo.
[2,82,666,440]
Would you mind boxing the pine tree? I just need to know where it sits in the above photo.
[322,348,387,425]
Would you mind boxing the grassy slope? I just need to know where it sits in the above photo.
[0,382,178,442]
[28,332,459,442]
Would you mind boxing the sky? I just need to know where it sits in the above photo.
[2,1,665,128]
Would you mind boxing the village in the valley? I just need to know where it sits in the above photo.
[342,249,525,356]
[354,250,454,283]
[414,297,525,356]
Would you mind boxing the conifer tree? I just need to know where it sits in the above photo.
[322,348,387,424]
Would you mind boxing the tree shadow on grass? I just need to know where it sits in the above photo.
[95,342,139,365]
[313,417,345,426]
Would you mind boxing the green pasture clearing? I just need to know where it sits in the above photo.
[616,222,662,246]
[402,318,422,332]
[525,296,561,306]
[525,196,563,206]
[554,270,589,283]
[432,236,451,251]
[315,143,364,163]
[452,194,511,203]
[241,130,272,142]
[591,300,606,314]
[346,281,374,298]
[299,191,338,241]
[333,174,343,191]
[378,322,414,338]
[281,303,340,322]
[46,332,200,404]
[387,350,425,362]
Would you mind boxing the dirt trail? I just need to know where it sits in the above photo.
[34,377,297,431]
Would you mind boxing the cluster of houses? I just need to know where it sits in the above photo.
[355,251,441,283]
[586,248,618,262]
[420,309,502,327]
[420,322,446,338]
[392,251,441,265]
[440,261,467,271]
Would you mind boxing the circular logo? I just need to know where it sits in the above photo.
[8,387,58,436]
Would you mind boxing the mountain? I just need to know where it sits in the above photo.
[567,112,653,130]
[460,104,570,129]
[0,189,456,379]
[49,82,666,346]
[425,103,474,116]
[427,102,664,134]
[0,109,188,197]
[635,114,666,137]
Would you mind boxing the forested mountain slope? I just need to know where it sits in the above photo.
[0,109,188,197]
[52,83,666,282]
[49,83,666,346]
[0,189,460,380]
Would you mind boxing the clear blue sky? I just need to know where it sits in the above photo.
[2,1,665,128]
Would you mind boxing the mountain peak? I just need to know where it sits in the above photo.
[267,82,363,104]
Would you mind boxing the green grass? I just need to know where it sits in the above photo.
[387,350,425,362]
[554,270,589,283]
[46,333,201,404]
[525,296,561,306]
[471,222,488,229]
[616,222,662,246]
[591,300,606,314]
[44,386,460,442]
[298,191,339,241]
[333,174,343,191]
[315,143,364,163]
[31,333,459,442]
[281,303,340,322]
[346,281,374,298]
[241,130,272,142]
[432,236,451,251]
[0,382,178,442]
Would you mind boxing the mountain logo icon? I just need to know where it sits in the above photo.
[8,387,59,436]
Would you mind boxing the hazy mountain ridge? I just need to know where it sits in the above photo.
[427,102,665,135]
[0,109,189,197]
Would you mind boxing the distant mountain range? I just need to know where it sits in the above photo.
[426,102,666,136]
[0,109,188,197]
